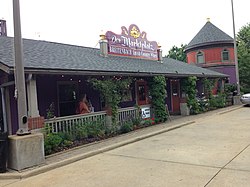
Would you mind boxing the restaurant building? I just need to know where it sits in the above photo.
[0,22,226,134]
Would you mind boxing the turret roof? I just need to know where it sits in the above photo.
[185,21,233,51]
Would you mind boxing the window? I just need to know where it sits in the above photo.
[58,82,78,116]
[222,49,229,61]
[196,51,204,64]
[121,89,132,102]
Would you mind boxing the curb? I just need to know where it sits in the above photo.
[0,120,195,180]
[217,105,243,115]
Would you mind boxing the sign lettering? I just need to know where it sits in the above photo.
[106,24,158,60]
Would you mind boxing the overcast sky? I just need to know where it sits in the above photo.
[0,0,249,55]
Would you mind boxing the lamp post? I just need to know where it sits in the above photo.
[231,0,240,95]
[13,0,30,135]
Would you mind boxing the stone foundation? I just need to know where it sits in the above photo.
[180,103,190,116]
[233,96,241,105]
[8,133,45,171]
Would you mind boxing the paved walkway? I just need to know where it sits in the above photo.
[0,105,244,184]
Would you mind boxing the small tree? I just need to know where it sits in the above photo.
[46,102,55,119]
[166,44,187,62]
[148,76,168,123]
[88,77,132,127]
[237,23,250,93]
[203,78,215,99]
[182,76,200,114]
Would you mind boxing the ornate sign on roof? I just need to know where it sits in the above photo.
[105,24,158,60]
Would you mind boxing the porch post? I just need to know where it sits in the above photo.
[5,87,12,134]
[0,88,8,132]
[8,0,45,171]
[27,76,40,117]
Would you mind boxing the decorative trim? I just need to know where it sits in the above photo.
[0,63,10,73]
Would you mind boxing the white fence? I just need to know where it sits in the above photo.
[44,107,140,133]
[118,107,139,126]
[44,111,107,133]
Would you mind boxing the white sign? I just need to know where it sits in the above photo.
[141,107,151,119]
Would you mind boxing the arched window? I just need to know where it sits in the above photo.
[196,51,204,64]
[222,49,229,61]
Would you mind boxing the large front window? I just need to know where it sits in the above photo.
[58,82,78,116]
[197,51,204,64]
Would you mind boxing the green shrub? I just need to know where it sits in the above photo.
[189,98,201,114]
[62,139,73,147]
[132,117,142,127]
[73,122,88,140]
[209,93,226,109]
[85,120,105,138]
[143,119,153,126]
[120,121,133,134]
[57,132,74,141]
[44,133,63,155]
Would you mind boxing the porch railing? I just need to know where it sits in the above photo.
[44,111,107,133]
[44,107,140,134]
[117,107,139,126]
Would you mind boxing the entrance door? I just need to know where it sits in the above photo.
[171,80,180,113]
[136,81,148,106]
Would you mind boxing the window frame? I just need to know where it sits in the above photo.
[221,49,230,62]
[196,51,205,64]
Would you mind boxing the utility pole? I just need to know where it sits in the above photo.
[231,0,240,95]
[13,0,30,135]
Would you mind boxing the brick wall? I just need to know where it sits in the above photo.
[28,116,45,130]
[186,47,235,64]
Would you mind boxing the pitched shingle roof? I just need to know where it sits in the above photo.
[0,36,226,78]
[185,21,234,51]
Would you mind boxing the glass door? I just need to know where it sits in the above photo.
[170,80,180,113]
[136,81,148,106]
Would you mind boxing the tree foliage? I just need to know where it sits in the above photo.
[202,78,215,99]
[166,44,187,62]
[237,23,250,93]
[181,76,200,114]
[148,76,168,123]
[88,77,132,126]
